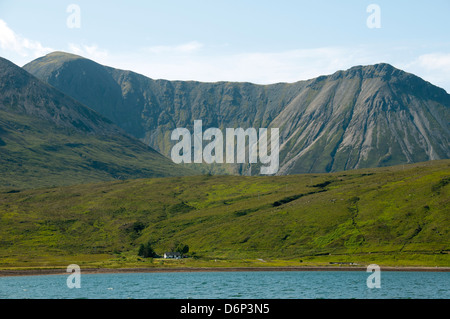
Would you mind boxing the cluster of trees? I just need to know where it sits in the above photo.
[138,242,158,258]
[138,241,189,258]
[172,242,189,255]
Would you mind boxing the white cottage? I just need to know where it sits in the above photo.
[164,252,182,259]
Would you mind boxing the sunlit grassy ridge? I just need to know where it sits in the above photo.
[0,160,448,269]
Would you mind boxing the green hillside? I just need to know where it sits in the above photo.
[0,160,448,269]
[0,56,193,190]
[0,109,193,190]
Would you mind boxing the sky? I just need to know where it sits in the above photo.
[0,0,449,92]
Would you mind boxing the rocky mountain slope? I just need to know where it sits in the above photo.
[24,52,450,175]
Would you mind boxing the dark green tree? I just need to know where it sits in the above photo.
[138,241,157,258]
[175,243,189,255]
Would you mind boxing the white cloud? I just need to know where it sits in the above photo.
[219,47,371,83]
[415,53,450,70]
[1,18,447,94]
[111,45,381,85]
[0,19,53,59]
[143,41,204,55]
[401,52,450,93]
[68,43,109,61]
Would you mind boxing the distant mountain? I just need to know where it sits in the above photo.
[24,52,450,175]
[0,56,193,189]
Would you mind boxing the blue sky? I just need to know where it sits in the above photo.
[1,0,449,92]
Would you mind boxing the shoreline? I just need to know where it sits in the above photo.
[1,266,449,277]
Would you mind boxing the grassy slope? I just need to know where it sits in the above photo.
[0,160,448,269]
[0,110,193,190]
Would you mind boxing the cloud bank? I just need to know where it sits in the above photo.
[0,19,53,60]
[0,19,448,93]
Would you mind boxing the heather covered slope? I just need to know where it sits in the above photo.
[0,160,448,268]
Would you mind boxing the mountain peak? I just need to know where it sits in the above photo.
[325,62,449,101]
[0,55,194,188]
[39,51,85,62]
[22,51,94,81]
[360,62,404,77]
[0,55,119,135]
[327,62,403,81]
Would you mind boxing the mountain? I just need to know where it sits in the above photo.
[0,56,193,189]
[24,52,450,175]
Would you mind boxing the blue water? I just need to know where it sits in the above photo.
[0,271,448,299]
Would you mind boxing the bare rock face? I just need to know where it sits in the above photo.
[24,52,450,174]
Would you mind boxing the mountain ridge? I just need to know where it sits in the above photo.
[1,56,119,135]
[0,56,194,189]
[23,52,450,175]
